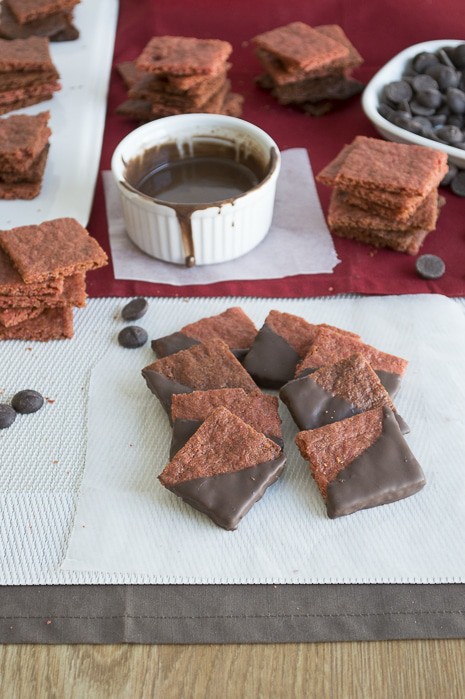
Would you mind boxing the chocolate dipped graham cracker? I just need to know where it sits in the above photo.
[295,407,425,518]
[151,307,257,360]
[242,309,360,389]
[295,325,408,397]
[159,406,286,530]
[170,387,283,457]
[280,353,408,433]
[142,338,258,421]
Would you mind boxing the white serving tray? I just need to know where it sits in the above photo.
[0,0,119,228]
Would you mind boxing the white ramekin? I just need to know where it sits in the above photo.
[111,114,281,266]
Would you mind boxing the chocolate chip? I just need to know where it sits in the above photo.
[450,170,465,196]
[447,114,464,128]
[412,52,439,73]
[409,100,436,117]
[425,64,460,90]
[118,325,148,348]
[0,404,16,429]
[411,74,438,92]
[383,80,412,104]
[121,297,148,321]
[416,88,443,109]
[437,48,454,68]
[436,124,463,144]
[11,389,44,414]
[415,254,446,280]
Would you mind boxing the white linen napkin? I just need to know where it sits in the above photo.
[103,148,340,285]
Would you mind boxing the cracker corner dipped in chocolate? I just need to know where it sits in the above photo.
[142,337,258,421]
[158,406,286,530]
[295,406,425,519]
[280,352,409,433]
[151,306,257,360]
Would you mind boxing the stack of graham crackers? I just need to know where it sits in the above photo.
[116,35,243,122]
[0,111,51,199]
[0,36,60,115]
[0,0,79,42]
[0,217,107,341]
[251,22,363,115]
[317,136,449,254]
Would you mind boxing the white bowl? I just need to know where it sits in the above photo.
[362,39,465,167]
[111,114,281,266]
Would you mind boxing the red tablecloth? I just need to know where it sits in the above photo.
[86,0,465,298]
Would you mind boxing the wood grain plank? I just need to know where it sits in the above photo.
[1,641,465,699]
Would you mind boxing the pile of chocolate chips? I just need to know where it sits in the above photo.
[378,43,465,149]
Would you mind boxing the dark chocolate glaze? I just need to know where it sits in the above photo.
[326,407,425,519]
[151,331,248,360]
[170,417,284,459]
[280,376,359,430]
[166,452,287,530]
[280,376,409,434]
[151,332,200,358]
[242,324,300,389]
[375,370,402,398]
[141,369,193,422]
[124,141,277,268]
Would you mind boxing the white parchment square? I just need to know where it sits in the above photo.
[103,148,340,285]
[61,295,465,584]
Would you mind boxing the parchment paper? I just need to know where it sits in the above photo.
[103,148,340,285]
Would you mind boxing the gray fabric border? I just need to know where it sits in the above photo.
[1,584,465,644]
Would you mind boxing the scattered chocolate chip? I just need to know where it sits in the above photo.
[0,403,16,429]
[450,170,465,196]
[121,297,148,321]
[415,254,446,279]
[118,325,148,348]
[11,389,44,414]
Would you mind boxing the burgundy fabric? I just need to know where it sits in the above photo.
[87,0,465,299]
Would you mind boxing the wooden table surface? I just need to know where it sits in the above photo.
[1,640,465,698]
